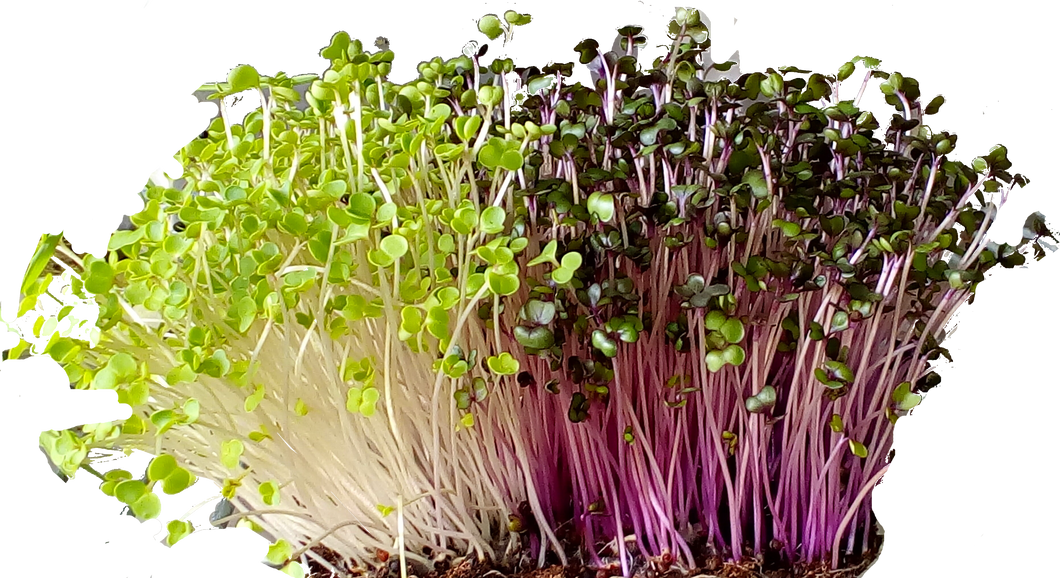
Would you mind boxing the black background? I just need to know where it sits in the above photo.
[4,1,1055,576]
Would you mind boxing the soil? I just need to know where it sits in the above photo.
[304,523,884,578]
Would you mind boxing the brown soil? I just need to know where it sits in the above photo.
[304,524,883,578]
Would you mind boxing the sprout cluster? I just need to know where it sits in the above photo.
[13,7,1054,578]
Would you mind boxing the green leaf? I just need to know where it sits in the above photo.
[266,539,294,566]
[830,311,850,332]
[359,387,379,417]
[551,267,574,285]
[561,251,582,270]
[479,206,506,234]
[824,360,854,382]
[148,454,177,482]
[499,150,524,171]
[440,358,468,388]
[220,439,244,469]
[180,398,199,422]
[472,377,489,402]
[166,520,193,546]
[131,492,161,520]
[399,306,424,341]
[114,480,147,504]
[721,344,746,366]
[669,273,729,305]
[829,414,844,433]
[282,212,308,236]
[454,116,483,142]
[527,75,559,94]
[423,305,449,337]
[744,385,776,414]
[162,468,194,495]
[719,318,745,344]
[705,310,727,331]
[587,192,615,222]
[84,259,115,294]
[259,480,280,506]
[376,202,398,224]
[21,234,61,296]
[522,300,556,325]
[478,14,504,40]
[460,412,475,428]
[380,235,409,260]
[454,388,472,410]
[506,236,527,252]
[477,140,504,168]
[705,350,725,373]
[674,6,701,26]
[147,408,174,437]
[434,287,460,310]
[224,297,256,335]
[814,368,844,389]
[591,330,618,358]
[347,193,376,222]
[892,381,923,411]
[487,270,520,295]
[99,353,134,384]
[453,206,478,235]
[743,170,769,199]
[848,440,868,458]
[527,240,558,267]
[167,364,197,385]
[513,326,555,349]
[108,228,145,252]
[486,352,519,375]
[228,64,261,93]
[772,219,801,238]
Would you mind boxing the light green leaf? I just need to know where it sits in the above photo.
[477,14,504,40]
[527,240,558,267]
[551,267,574,285]
[460,412,475,428]
[719,318,745,344]
[587,192,615,222]
[499,150,523,171]
[705,350,725,373]
[487,270,520,295]
[848,440,868,458]
[376,202,397,224]
[220,439,244,469]
[829,414,844,432]
[228,64,261,93]
[892,381,923,411]
[479,206,506,235]
[114,480,147,504]
[560,251,582,270]
[705,310,727,331]
[380,235,409,260]
[486,352,519,375]
[108,228,145,251]
[21,234,61,296]
[721,344,746,366]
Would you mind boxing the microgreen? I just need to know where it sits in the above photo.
[14,6,1054,578]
